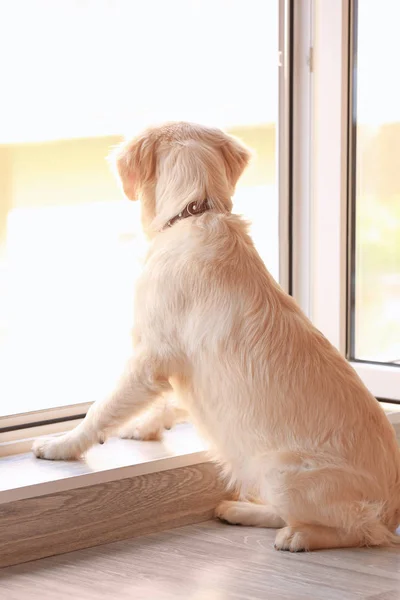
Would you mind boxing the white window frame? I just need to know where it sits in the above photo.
[293,0,400,402]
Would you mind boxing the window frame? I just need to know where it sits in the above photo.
[293,0,400,403]
[0,403,91,438]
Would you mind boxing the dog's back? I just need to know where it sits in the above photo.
[141,208,400,546]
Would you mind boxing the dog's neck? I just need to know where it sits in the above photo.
[149,144,233,233]
[162,199,211,230]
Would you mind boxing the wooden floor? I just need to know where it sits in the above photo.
[1,521,399,600]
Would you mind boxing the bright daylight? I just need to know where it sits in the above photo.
[0,0,278,416]
[0,1,400,598]
[0,0,279,415]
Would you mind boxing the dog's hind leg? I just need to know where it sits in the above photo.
[260,451,394,551]
[215,500,285,528]
[274,524,363,552]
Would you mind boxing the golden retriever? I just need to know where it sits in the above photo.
[33,122,400,551]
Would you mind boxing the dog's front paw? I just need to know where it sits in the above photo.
[32,434,81,461]
[119,416,163,442]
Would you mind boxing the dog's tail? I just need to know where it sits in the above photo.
[389,531,400,545]
[388,475,400,545]
[369,487,400,547]
[351,504,400,548]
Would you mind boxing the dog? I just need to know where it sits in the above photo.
[33,122,400,551]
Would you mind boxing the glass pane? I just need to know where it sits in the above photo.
[0,0,279,417]
[350,0,400,364]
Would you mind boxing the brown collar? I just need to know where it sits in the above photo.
[164,199,211,230]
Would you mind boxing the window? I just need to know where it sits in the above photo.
[349,0,400,366]
[1,0,398,440]
[0,0,283,422]
[304,0,400,402]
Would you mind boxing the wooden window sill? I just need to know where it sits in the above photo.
[0,423,207,504]
[0,424,227,568]
[0,409,398,568]
[1,407,398,504]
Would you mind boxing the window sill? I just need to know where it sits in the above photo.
[0,411,399,568]
[1,406,399,506]
[0,423,207,505]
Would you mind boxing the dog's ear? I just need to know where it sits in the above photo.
[220,135,251,188]
[111,132,157,201]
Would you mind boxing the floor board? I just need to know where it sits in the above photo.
[1,520,399,600]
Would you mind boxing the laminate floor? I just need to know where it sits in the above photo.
[1,521,400,600]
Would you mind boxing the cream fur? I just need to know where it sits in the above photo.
[32,122,400,551]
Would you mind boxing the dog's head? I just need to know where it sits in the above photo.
[110,122,251,235]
